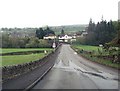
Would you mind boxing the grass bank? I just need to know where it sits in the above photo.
[71,45,120,69]
[1,48,53,67]
[2,53,46,67]
[0,48,52,54]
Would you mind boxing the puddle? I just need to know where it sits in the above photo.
[53,59,119,81]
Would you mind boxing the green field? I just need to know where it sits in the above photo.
[72,45,100,52]
[1,48,52,53]
[1,48,53,67]
[72,44,101,55]
[2,53,45,67]
[72,45,119,69]
[73,45,99,50]
[72,45,118,55]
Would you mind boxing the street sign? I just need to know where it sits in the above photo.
[52,42,56,48]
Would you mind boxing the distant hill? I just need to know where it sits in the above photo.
[50,24,88,35]
[0,24,88,37]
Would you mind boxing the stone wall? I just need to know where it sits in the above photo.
[2,44,61,82]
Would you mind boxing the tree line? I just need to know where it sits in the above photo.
[1,26,55,48]
[36,27,55,39]
[75,19,119,46]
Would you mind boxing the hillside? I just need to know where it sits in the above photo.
[0,24,88,36]
[50,24,88,35]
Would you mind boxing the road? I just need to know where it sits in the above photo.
[3,47,59,89]
[32,44,119,89]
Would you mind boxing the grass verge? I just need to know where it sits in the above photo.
[71,45,120,69]
[2,53,45,67]
[1,48,52,54]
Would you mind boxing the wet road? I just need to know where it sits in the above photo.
[32,44,119,89]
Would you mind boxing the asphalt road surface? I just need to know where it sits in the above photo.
[32,44,119,90]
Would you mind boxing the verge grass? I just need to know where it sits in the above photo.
[72,45,119,69]
[0,48,53,54]
[2,53,45,67]
[72,44,99,51]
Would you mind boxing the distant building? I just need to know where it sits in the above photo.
[71,34,77,39]
[58,34,76,42]
[44,34,56,40]
[80,31,88,37]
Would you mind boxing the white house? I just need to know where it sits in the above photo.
[44,34,56,40]
[58,34,73,42]
[80,31,88,37]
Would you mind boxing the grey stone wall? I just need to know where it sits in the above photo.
[2,44,61,82]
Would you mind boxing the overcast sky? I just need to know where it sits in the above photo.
[0,0,119,28]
